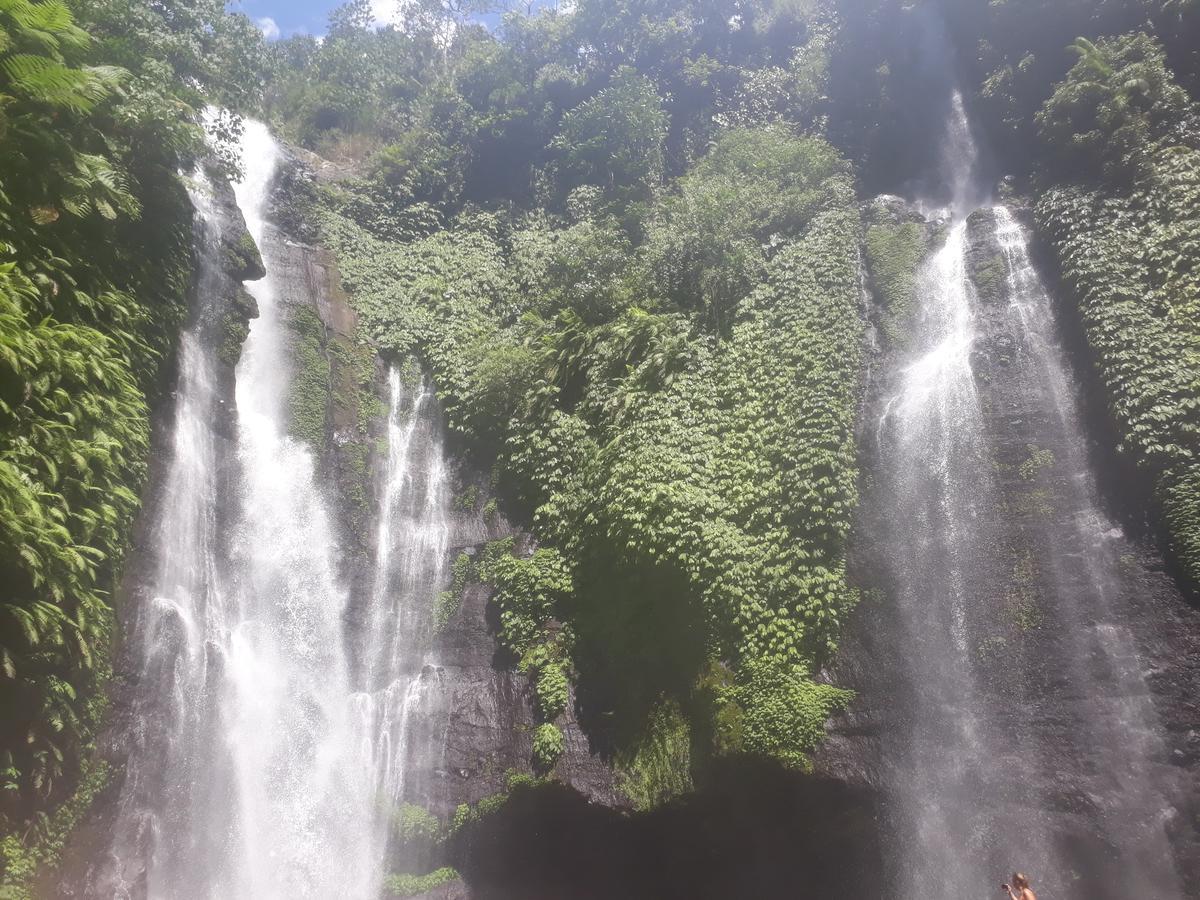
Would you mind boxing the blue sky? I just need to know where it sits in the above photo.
[230,0,549,40]
[230,0,337,39]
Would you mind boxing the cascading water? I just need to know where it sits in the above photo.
[989,205,1185,897]
[219,120,377,899]
[353,367,451,863]
[102,170,231,898]
[871,93,1190,898]
[100,122,455,899]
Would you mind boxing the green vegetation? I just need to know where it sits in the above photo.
[393,802,441,844]
[281,0,863,785]
[482,497,499,523]
[455,484,479,511]
[531,722,565,772]
[0,0,261,863]
[434,551,476,630]
[384,867,459,897]
[0,759,108,898]
[863,220,926,346]
[1035,33,1200,587]
[970,253,1007,306]
[615,698,693,811]
[533,664,568,721]
[285,304,332,449]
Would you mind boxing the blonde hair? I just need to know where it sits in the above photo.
[1012,873,1030,890]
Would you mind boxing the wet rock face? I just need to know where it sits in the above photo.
[833,195,1200,898]
[963,206,1200,890]
[410,570,621,820]
[267,147,322,244]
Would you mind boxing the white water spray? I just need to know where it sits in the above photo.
[105,122,419,899]
[219,119,378,899]
[353,366,451,849]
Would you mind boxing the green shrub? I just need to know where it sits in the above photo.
[478,546,572,658]
[393,803,440,845]
[284,305,330,449]
[384,867,458,897]
[531,723,564,772]
[1036,35,1200,585]
[534,665,568,721]
[731,658,853,769]
[615,699,693,811]
[863,221,926,346]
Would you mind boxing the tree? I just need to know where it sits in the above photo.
[550,67,667,203]
[1037,33,1192,181]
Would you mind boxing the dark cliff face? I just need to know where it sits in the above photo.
[829,197,1200,899]
[962,207,1200,889]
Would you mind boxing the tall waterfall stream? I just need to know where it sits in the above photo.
[98,123,454,899]
[869,94,1189,899]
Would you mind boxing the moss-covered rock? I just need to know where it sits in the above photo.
[864,219,927,347]
[283,304,331,450]
[223,229,266,282]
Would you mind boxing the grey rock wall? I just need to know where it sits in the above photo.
[828,196,1200,898]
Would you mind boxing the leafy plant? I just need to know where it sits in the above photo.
[531,722,564,772]
[1036,34,1200,586]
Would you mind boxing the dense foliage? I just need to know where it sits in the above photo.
[294,0,863,786]
[0,0,260,878]
[1035,33,1200,586]
[3,0,1197,882]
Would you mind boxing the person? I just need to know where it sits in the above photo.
[1002,872,1036,900]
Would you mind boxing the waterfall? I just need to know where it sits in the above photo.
[103,170,231,898]
[353,366,451,862]
[219,120,378,899]
[103,121,436,899]
[990,205,1184,897]
[871,94,1187,899]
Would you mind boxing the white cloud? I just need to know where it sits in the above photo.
[257,16,281,40]
[369,0,404,26]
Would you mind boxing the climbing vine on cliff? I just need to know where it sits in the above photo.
[320,118,863,779]
[1035,33,1200,588]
